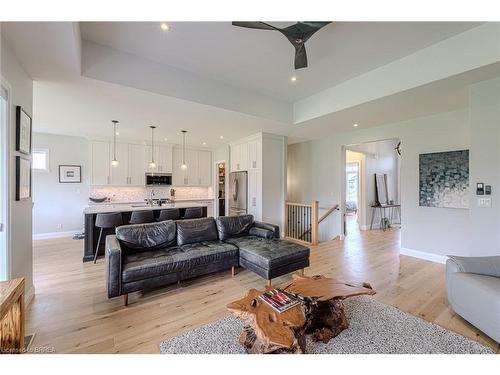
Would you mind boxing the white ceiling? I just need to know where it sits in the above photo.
[33,77,293,147]
[80,22,481,102]
[4,21,497,147]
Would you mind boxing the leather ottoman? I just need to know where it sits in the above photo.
[225,236,310,284]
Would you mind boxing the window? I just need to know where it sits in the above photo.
[33,148,50,172]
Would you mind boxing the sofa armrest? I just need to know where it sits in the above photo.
[106,235,122,298]
[253,221,280,239]
[447,255,500,278]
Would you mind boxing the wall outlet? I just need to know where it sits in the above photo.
[57,223,63,229]
[477,197,492,208]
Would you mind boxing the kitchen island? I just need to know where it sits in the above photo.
[83,202,208,262]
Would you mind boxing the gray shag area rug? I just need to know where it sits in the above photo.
[159,296,494,354]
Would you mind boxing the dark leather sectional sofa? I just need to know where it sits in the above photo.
[106,215,310,305]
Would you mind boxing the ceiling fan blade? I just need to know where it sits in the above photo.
[282,21,331,42]
[231,22,278,31]
[294,45,308,70]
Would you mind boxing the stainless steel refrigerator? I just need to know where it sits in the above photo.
[229,171,247,216]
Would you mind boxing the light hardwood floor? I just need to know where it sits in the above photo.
[26,225,499,353]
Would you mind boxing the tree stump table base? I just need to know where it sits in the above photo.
[227,275,375,354]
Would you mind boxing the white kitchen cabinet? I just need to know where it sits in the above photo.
[109,142,129,185]
[91,141,110,185]
[248,138,262,170]
[197,150,212,186]
[173,147,212,186]
[230,142,249,172]
[247,169,262,221]
[186,149,199,185]
[229,133,286,231]
[145,145,172,173]
[128,143,146,185]
[172,147,185,185]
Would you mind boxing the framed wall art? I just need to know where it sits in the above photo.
[16,156,31,201]
[16,105,32,155]
[59,165,82,183]
[419,150,469,209]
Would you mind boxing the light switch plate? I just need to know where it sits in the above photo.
[477,197,492,208]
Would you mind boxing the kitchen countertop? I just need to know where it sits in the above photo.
[88,197,216,206]
[84,201,209,215]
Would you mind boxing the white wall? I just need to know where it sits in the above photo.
[32,133,90,236]
[468,77,500,256]
[288,109,471,256]
[1,33,35,299]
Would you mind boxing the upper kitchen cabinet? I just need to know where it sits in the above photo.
[110,142,130,185]
[247,138,262,170]
[230,142,249,172]
[145,144,172,174]
[91,141,147,186]
[91,141,110,185]
[128,143,146,185]
[173,146,212,186]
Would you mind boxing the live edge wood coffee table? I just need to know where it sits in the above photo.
[227,275,375,354]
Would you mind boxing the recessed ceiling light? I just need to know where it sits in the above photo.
[202,142,207,145]
[290,76,297,83]
[164,137,168,141]
[160,23,170,31]
[353,123,359,128]
[219,135,224,140]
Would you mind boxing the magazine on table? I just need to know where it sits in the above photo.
[258,289,301,313]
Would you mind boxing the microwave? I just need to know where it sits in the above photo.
[145,173,172,186]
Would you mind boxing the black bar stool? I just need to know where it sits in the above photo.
[158,208,180,221]
[183,207,203,219]
[129,210,155,224]
[94,212,123,264]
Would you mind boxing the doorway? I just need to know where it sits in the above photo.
[345,159,361,235]
[342,138,401,238]
[216,161,226,216]
[0,79,10,281]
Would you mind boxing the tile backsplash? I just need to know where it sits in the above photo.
[90,186,213,202]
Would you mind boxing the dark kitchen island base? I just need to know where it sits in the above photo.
[83,206,207,262]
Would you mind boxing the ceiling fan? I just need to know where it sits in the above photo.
[232,22,331,70]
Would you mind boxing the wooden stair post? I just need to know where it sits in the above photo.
[311,200,319,245]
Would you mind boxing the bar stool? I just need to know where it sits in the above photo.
[129,210,155,224]
[183,207,203,219]
[158,208,180,222]
[94,212,123,264]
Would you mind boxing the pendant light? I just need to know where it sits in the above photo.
[181,130,188,170]
[149,125,157,169]
[111,120,119,167]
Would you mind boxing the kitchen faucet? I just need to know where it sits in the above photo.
[147,189,156,206]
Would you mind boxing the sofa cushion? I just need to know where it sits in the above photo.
[116,220,176,252]
[447,272,500,343]
[176,217,218,245]
[448,255,500,278]
[122,240,238,283]
[226,236,310,269]
[216,215,254,240]
[249,227,274,239]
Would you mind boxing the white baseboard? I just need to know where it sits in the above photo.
[33,230,80,240]
[400,247,448,264]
